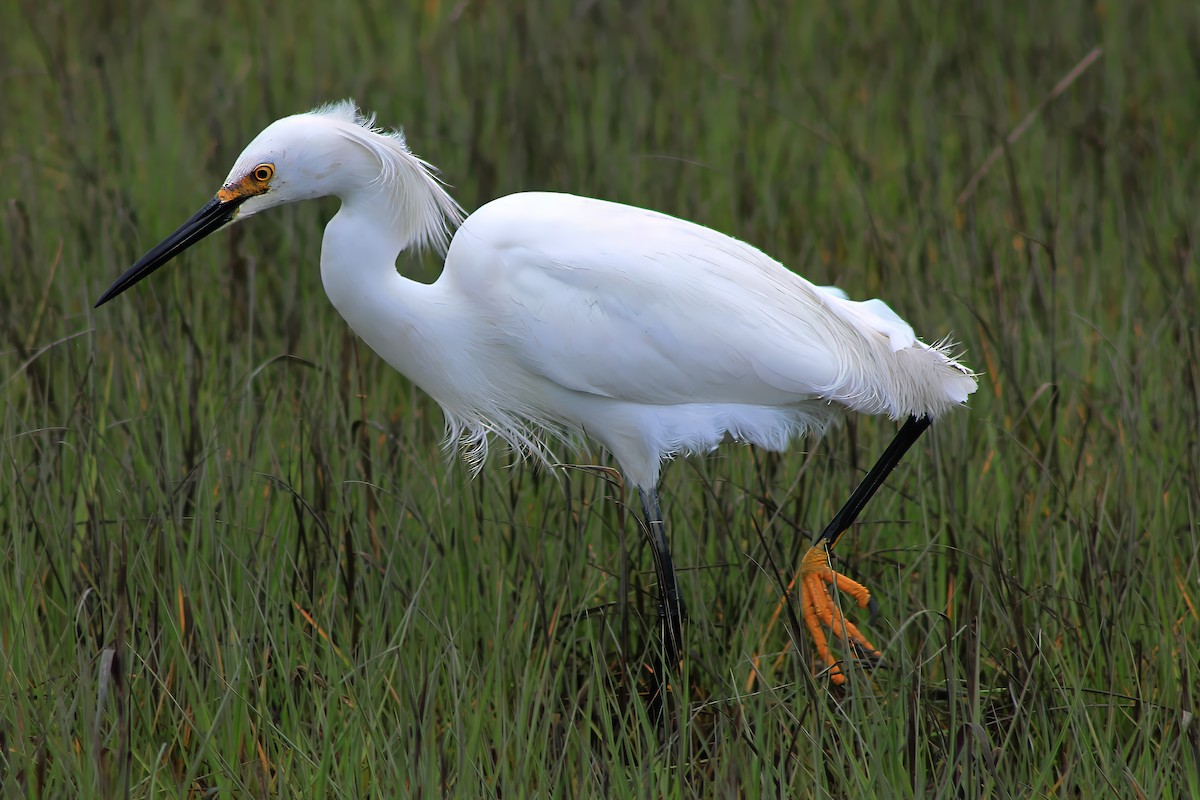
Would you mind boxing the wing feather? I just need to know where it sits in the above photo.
[446,192,974,417]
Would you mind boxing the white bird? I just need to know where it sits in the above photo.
[97,102,977,684]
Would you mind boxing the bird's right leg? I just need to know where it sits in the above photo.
[639,488,685,669]
[800,414,932,684]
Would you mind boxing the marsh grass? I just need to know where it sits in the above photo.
[3,0,1198,796]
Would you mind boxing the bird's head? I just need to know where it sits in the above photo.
[94,101,395,307]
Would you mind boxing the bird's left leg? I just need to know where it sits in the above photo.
[639,488,686,669]
[800,415,932,684]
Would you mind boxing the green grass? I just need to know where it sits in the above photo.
[3,0,1199,796]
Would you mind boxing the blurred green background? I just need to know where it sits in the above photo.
[2,0,1197,796]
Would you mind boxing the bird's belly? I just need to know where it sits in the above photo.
[543,391,841,490]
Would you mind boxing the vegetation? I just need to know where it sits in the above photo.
[2,1,1197,796]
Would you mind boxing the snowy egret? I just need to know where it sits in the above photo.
[97,102,976,683]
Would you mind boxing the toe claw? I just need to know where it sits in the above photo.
[798,544,879,684]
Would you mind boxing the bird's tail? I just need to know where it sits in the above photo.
[815,287,978,419]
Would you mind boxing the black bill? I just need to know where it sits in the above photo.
[95,194,248,307]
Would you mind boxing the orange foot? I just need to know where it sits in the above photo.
[800,544,880,685]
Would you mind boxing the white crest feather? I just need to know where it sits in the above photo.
[310,100,464,254]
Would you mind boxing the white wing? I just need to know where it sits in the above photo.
[447,192,973,418]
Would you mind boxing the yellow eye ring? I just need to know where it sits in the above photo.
[252,163,274,183]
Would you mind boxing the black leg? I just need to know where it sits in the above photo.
[814,415,933,550]
[639,488,685,668]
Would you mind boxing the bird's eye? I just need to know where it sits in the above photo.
[252,164,274,183]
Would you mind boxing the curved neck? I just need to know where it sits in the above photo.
[319,195,457,402]
[314,129,467,403]
[320,191,414,307]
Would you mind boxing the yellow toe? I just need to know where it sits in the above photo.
[799,545,880,683]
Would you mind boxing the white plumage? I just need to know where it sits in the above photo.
[237,103,974,490]
[433,191,974,489]
[98,101,976,680]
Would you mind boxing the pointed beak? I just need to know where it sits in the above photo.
[95,194,248,307]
